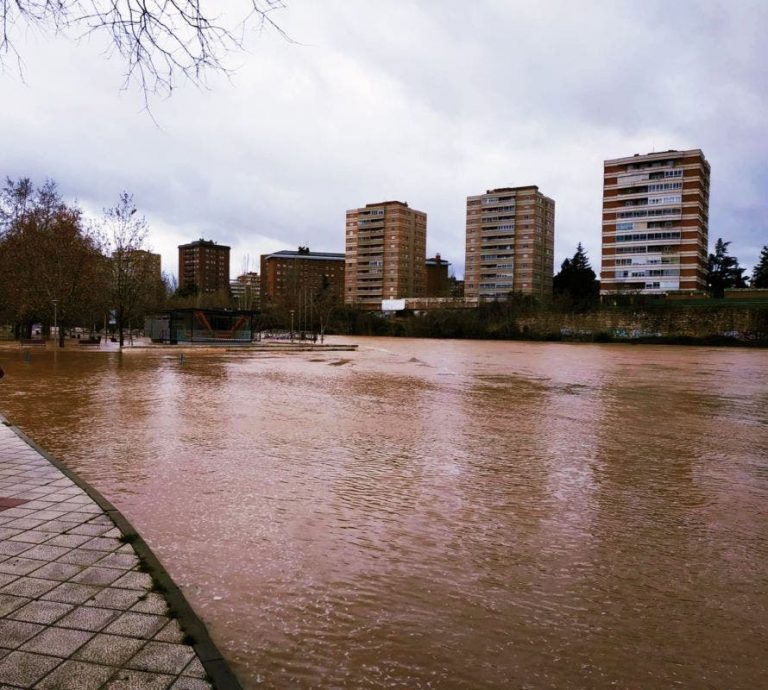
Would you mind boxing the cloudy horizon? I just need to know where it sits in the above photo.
[2,0,766,281]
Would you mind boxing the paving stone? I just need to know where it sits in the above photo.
[112,571,154,591]
[0,542,32,558]
[153,620,184,644]
[80,537,122,553]
[41,582,101,605]
[95,553,140,570]
[26,561,84,582]
[0,577,59,599]
[169,677,213,690]
[7,530,53,544]
[20,626,94,657]
[0,529,22,541]
[2,518,46,530]
[36,659,116,690]
[0,595,30,617]
[35,520,74,534]
[66,524,112,537]
[0,650,62,687]
[0,619,44,649]
[0,508,34,519]
[71,566,125,587]
[130,593,168,616]
[44,533,92,548]
[0,557,44,576]
[7,599,73,624]
[86,588,145,611]
[57,512,94,525]
[56,606,122,632]
[15,543,71,561]
[180,657,206,678]
[126,641,195,675]
[57,549,106,567]
[104,612,168,639]
[103,669,175,690]
[74,633,146,666]
[0,574,17,588]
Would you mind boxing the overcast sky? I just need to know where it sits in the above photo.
[2,0,766,280]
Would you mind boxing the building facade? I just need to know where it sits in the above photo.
[345,201,427,308]
[601,149,710,295]
[464,186,555,302]
[425,254,451,297]
[230,272,261,310]
[260,247,345,306]
[178,239,231,294]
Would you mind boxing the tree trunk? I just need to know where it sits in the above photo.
[118,310,125,348]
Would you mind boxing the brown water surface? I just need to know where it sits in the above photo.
[1,338,767,689]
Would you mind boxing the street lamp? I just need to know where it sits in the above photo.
[290,309,295,342]
[52,299,58,344]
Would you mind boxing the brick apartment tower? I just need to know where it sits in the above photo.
[178,239,231,294]
[345,201,427,308]
[601,149,710,295]
[464,186,555,302]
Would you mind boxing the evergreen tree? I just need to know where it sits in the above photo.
[707,238,748,298]
[553,243,599,304]
[751,245,768,289]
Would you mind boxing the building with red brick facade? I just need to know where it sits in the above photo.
[260,247,345,307]
[178,239,230,294]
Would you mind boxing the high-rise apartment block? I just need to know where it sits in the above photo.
[464,186,555,301]
[178,239,231,294]
[345,201,427,308]
[601,149,709,294]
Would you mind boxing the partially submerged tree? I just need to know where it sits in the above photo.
[1,1,288,98]
[101,192,162,347]
[751,245,768,289]
[0,177,108,343]
[707,238,748,298]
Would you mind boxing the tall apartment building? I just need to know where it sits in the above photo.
[260,247,345,307]
[178,239,231,294]
[601,149,710,295]
[464,186,555,301]
[345,201,427,308]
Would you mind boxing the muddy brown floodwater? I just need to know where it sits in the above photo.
[1,337,767,689]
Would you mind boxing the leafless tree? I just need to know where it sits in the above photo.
[101,192,160,347]
[1,1,288,98]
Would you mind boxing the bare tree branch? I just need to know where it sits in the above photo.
[0,1,289,99]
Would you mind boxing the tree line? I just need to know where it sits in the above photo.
[551,239,767,307]
[0,178,167,345]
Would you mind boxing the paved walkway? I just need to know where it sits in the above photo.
[0,419,234,690]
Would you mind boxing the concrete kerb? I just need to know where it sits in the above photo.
[0,413,244,690]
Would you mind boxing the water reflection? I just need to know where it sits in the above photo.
[0,340,767,689]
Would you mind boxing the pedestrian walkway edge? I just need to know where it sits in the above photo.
[0,413,244,690]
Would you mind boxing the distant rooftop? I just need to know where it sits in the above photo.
[486,185,539,194]
[264,247,344,262]
[178,238,231,250]
[365,200,409,208]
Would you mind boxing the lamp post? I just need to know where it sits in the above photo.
[52,299,58,345]
[290,309,295,342]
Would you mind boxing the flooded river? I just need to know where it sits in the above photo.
[0,338,766,689]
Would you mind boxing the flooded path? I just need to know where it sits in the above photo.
[0,338,767,689]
